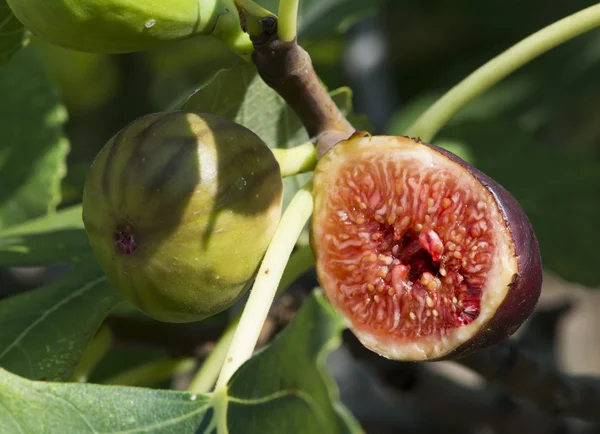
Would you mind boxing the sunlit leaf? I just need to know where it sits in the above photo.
[0,291,361,433]
[182,62,367,208]
[0,207,122,381]
[0,46,69,229]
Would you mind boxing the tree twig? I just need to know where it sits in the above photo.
[250,19,355,157]
[345,332,579,434]
[458,340,600,423]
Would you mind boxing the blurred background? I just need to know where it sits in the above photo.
[2,0,600,432]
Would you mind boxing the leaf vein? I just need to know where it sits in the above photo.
[0,399,25,434]
[108,402,212,434]
[0,11,14,30]
[228,389,330,430]
[0,276,107,361]
[43,390,98,433]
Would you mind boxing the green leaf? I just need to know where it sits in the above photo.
[224,290,361,433]
[0,1,26,64]
[0,206,86,266]
[182,62,365,208]
[0,265,118,382]
[0,46,70,229]
[0,207,122,381]
[0,369,214,433]
[0,291,361,433]
[437,120,600,288]
[182,62,305,149]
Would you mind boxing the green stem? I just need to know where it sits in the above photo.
[70,325,112,383]
[213,2,254,55]
[214,182,314,389]
[278,0,299,42]
[102,358,196,387]
[278,244,315,291]
[406,3,600,142]
[187,243,316,393]
[187,322,237,394]
[272,142,317,177]
[234,0,276,37]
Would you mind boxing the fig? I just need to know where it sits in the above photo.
[82,111,283,323]
[311,133,542,361]
[5,0,234,53]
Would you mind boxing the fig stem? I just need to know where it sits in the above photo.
[187,244,315,394]
[233,0,276,37]
[214,182,314,390]
[406,3,600,142]
[272,142,317,177]
[101,357,196,387]
[250,22,355,157]
[69,325,112,383]
[187,321,237,394]
[212,4,254,56]
[277,0,299,42]
[278,244,315,291]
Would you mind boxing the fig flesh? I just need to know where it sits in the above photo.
[6,0,226,53]
[311,134,542,360]
[83,111,283,323]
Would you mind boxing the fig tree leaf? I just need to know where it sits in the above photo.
[0,206,86,266]
[224,290,362,434]
[0,207,122,381]
[0,1,27,64]
[0,369,214,433]
[182,62,305,150]
[0,291,362,434]
[438,120,600,288]
[0,46,70,230]
[0,264,118,382]
[181,62,366,209]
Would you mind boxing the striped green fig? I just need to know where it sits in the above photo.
[82,111,283,322]
[5,0,248,53]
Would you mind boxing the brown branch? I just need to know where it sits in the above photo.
[344,332,569,434]
[458,340,600,423]
[404,367,566,434]
[250,18,355,157]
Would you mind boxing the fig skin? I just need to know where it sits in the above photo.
[5,0,224,53]
[310,133,542,361]
[83,111,283,323]
[429,141,542,360]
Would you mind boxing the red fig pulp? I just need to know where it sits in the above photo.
[311,134,542,360]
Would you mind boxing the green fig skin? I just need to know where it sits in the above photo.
[5,0,227,53]
[82,111,283,323]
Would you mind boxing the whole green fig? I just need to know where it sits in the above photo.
[82,111,283,322]
[6,0,244,53]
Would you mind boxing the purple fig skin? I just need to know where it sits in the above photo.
[422,139,543,360]
[311,133,543,361]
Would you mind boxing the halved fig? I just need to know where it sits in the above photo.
[311,133,542,361]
